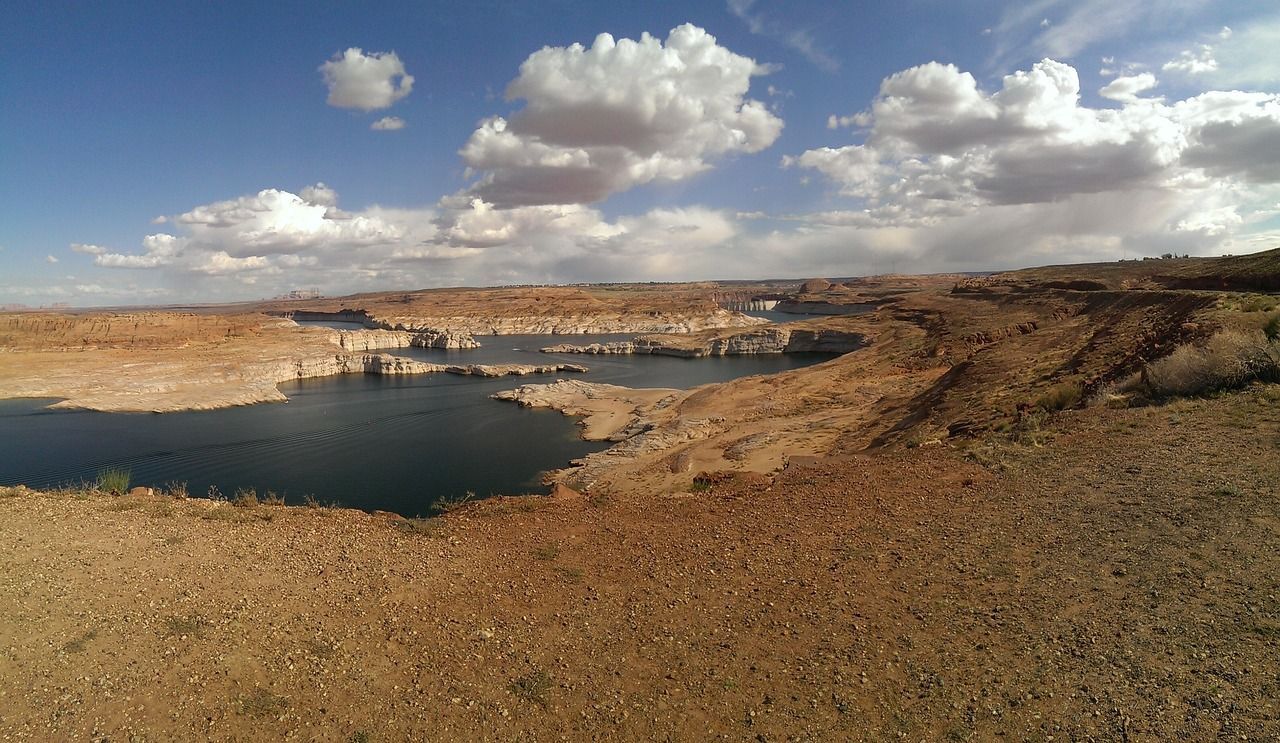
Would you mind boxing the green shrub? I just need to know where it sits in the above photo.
[95,467,131,495]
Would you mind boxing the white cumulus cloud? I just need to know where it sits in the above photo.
[784,56,1280,268]
[371,116,406,131]
[1163,43,1218,75]
[1100,73,1160,103]
[459,23,783,207]
[319,48,414,111]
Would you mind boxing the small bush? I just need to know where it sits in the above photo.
[509,669,552,707]
[261,490,286,506]
[237,687,288,718]
[163,481,188,498]
[1034,382,1082,412]
[689,476,713,493]
[231,487,258,508]
[431,490,475,514]
[95,468,131,495]
[1264,313,1280,341]
[1127,330,1280,398]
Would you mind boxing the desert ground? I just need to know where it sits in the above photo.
[1,251,1278,740]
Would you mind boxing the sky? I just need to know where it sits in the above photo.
[2,1,1279,306]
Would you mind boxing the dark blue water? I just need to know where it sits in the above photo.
[293,319,369,330]
[743,306,874,323]
[0,332,835,515]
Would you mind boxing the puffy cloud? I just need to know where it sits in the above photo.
[787,58,1280,218]
[784,56,1280,270]
[175,187,400,255]
[84,185,414,283]
[95,233,184,268]
[1163,44,1218,75]
[319,48,414,111]
[370,116,406,131]
[1099,73,1160,103]
[459,24,782,207]
[45,255,58,264]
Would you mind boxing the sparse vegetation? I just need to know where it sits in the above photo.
[1034,381,1082,412]
[163,614,209,637]
[689,476,713,493]
[1124,329,1280,399]
[232,487,259,507]
[261,490,286,506]
[236,687,288,718]
[431,490,475,514]
[202,504,273,523]
[554,565,584,583]
[61,628,98,653]
[531,542,560,560]
[164,481,189,498]
[509,669,552,707]
[95,467,131,495]
[395,517,445,537]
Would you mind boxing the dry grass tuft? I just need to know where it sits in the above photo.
[1125,329,1280,398]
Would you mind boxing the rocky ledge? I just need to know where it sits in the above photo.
[541,327,865,357]
[326,328,480,352]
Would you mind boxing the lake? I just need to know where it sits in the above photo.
[0,331,835,514]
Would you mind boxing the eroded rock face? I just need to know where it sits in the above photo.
[329,329,480,352]
[800,278,832,293]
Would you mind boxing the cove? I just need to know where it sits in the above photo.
[0,333,835,515]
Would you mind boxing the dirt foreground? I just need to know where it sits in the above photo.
[1,390,1277,741]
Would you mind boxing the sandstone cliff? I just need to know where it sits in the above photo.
[327,328,480,352]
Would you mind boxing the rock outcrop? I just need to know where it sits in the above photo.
[328,328,480,352]
[540,327,865,357]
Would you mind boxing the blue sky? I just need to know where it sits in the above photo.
[2,1,1278,305]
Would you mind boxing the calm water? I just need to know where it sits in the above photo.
[0,331,834,514]
[743,305,875,323]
